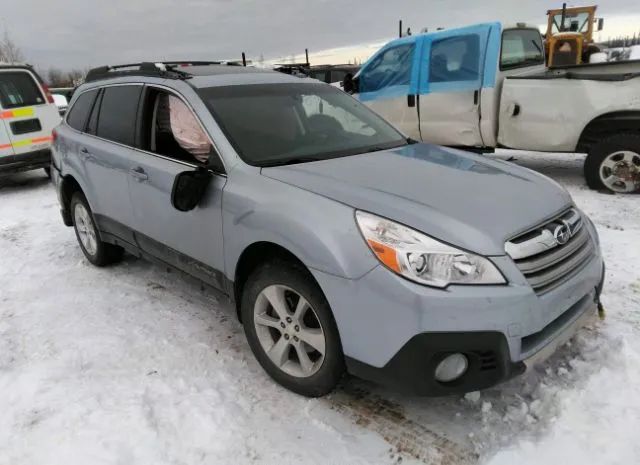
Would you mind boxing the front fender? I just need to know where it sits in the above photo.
[222,170,378,281]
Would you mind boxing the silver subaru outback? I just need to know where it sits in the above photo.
[51,62,605,397]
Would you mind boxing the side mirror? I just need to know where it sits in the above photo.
[597,18,604,32]
[342,73,359,94]
[171,168,212,212]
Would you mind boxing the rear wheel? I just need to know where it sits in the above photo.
[241,261,345,397]
[585,134,640,193]
[70,192,124,266]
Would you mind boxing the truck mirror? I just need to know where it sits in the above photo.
[597,18,604,31]
[342,73,358,94]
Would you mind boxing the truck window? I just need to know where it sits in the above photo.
[0,71,45,109]
[429,35,480,83]
[359,44,415,93]
[500,29,545,70]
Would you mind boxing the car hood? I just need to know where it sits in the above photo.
[262,144,572,255]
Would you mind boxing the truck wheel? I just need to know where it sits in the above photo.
[70,192,124,266]
[584,134,640,193]
[241,260,345,397]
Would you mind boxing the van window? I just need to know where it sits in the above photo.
[96,85,142,146]
[359,44,415,93]
[430,35,480,83]
[66,89,98,132]
[500,29,545,70]
[0,71,45,109]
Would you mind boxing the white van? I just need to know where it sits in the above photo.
[0,64,61,177]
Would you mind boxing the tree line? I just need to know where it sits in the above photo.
[1,28,88,87]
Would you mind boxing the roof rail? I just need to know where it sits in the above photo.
[84,60,249,83]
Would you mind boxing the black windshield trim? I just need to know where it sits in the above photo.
[197,83,407,167]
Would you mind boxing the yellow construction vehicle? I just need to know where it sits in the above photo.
[545,4,604,66]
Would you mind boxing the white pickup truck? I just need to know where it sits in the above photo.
[346,22,640,193]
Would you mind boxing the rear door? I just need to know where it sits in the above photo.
[0,68,60,155]
[77,85,140,242]
[355,40,421,139]
[418,24,495,147]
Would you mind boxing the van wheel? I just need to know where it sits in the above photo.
[241,261,345,397]
[585,134,640,193]
[70,192,124,266]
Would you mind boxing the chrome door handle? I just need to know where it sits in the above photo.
[129,167,148,181]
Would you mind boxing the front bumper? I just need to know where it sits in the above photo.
[312,224,605,396]
[0,149,51,175]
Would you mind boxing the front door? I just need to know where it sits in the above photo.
[355,40,421,140]
[418,24,494,147]
[127,86,227,289]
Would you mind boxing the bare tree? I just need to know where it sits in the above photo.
[0,28,24,63]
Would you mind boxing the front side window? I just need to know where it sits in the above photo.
[96,85,142,146]
[66,89,98,131]
[500,29,545,70]
[198,83,406,166]
[0,71,45,109]
[430,35,480,83]
[359,44,415,93]
[138,88,214,165]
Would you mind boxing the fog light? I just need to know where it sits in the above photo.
[435,353,468,382]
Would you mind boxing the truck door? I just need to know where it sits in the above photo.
[355,39,421,140]
[418,24,495,147]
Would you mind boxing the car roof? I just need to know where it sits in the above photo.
[81,62,309,90]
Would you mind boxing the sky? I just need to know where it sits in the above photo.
[4,0,640,70]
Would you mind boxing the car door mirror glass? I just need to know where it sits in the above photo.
[171,168,213,212]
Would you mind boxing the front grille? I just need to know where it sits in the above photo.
[506,209,595,295]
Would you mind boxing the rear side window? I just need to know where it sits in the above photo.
[0,71,45,109]
[359,44,415,93]
[66,89,98,131]
[500,29,545,70]
[96,85,142,146]
[430,35,480,83]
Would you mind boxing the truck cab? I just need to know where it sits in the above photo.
[351,23,545,149]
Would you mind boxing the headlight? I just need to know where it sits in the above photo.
[355,211,506,288]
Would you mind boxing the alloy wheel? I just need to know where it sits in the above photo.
[253,284,326,378]
[599,150,640,193]
[74,203,98,256]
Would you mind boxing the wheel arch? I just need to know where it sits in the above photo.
[232,241,325,322]
[59,174,85,226]
[576,110,640,153]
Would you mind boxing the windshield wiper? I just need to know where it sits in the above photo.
[259,156,324,167]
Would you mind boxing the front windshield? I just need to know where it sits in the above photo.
[551,12,590,34]
[198,83,407,166]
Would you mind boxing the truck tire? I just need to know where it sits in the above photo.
[241,260,345,397]
[584,133,640,193]
[70,192,124,266]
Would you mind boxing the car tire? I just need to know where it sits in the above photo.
[241,260,345,397]
[70,192,124,266]
[585,133,640,193]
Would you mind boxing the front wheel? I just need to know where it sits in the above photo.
[241,261,345,397]
[584,134,640,193]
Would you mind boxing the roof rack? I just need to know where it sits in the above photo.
[84,60,248,83]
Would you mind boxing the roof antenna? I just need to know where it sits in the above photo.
[305,48,310,66]
[399,19,403,38]
[242,52,247,67]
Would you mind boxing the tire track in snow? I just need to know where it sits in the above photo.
[328,384,479,465]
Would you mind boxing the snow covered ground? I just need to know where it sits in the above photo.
[0,151,638,465]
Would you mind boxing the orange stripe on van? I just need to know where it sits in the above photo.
[31,136,53,143]
[0,143,12,150]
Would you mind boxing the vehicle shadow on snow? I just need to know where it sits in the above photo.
[0,171,50,191]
